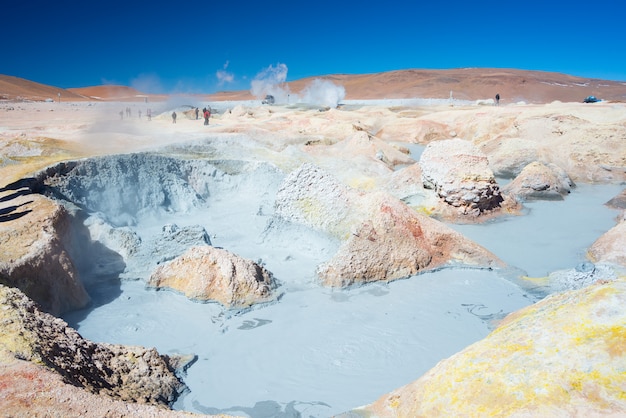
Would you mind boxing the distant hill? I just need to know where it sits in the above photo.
[2,69,626,103]
[0,75,87,102]
[211,68,626,104]
[67,85,168,102]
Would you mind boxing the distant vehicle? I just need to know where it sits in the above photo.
[262,95,275,105]
[583,95,601,103]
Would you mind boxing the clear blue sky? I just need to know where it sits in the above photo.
[3,0,625,93]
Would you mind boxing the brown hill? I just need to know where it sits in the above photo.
[211,68,626,104]
[3,68,626,104]
[67,85,168,102]
[0,75,87,102]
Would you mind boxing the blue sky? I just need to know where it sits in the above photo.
[3,0,625,93]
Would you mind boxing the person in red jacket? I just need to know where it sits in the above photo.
[203,108,211,125]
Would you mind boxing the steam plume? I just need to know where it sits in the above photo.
[250,63,345,108]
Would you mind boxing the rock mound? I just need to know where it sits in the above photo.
[503,161,574,200]
[274,163,503,287]
[0,284,186,406]
[148,246,278,308]
[0,194,89,315]
[419,139,504,216]
[350,278,626,417]
[589,216,626,268]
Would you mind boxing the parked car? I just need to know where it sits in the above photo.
[583,95,601,103]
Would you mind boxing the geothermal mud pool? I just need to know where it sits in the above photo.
[51,151,623,417]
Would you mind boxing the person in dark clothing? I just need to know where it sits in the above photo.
[172,111,177,123]
[495,93,500,105]
[195,107,199,120]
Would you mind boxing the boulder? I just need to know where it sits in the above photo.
[317,192,503,287]
[589,217,626,268]
[0,284,185,406]
[147,246,278,308]
[503,161,574,200]
[348,278,626,417]
[419,139,504,216]
[274,163,503,287]
[0,193,90,315]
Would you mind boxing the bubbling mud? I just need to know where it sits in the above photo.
[36,152,620,417]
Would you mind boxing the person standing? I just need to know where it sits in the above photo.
[171,111,177,124]
[495,93,500,106]
[195,107,199,120]
[203,108,210,125]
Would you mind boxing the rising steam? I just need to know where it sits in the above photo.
[250,63,345,108]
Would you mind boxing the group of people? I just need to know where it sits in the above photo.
[171,107,211,124]
[120,107,151,120]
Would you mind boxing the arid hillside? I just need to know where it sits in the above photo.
[2,68,626,103]
[0,75,87,102]
[216,68,626,103]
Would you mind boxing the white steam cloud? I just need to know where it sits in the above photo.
[300,79,346,108]
[250,63,290,103]
[250,63,345,108]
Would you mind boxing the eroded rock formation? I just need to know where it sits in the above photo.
[419,138,504,216]
[148,246,278,307]
[0,193,89,315]
[274,163,503,287]
[0,284,186,406]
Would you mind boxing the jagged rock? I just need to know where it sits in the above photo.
[121,223,213,279]
[274,163,503,287]
[0,358,215,418]
[0,284,185,406]
[419,138,504,216]
[348,278,626,417]
[41,155,208,227]
[0,194,90,315]
[147,246,278,308]
[503,161,574,200]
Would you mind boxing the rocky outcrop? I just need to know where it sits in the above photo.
[0,357,212,418]
[0,193,90,315]
[147,246,278,308]
[118,222,213,280]
[589,216,626,268]
[419,138,504,216]
[274,163,503,287]
[348,278,626,417]
[503,161,573,200]
[0,284,187,406]
[41,155,209,227]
